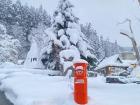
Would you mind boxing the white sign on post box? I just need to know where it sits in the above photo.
[75,66,84,75]
[75,79,84,84]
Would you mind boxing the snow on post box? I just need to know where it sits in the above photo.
[73,59,88,104]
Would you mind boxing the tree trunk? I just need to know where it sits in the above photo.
[131,38,140,65]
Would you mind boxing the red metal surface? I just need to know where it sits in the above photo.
[74,61,88,104]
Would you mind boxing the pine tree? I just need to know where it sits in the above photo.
[81,23,101,59]
[114,40,120,54]
[37,5,51,27]
[81,23,120,59]
[28,23,53,69]
[98,36,105,60]
[104,38,111,57]
[0,0,13,23]
[12,0,22,22]
[43,0,96,72]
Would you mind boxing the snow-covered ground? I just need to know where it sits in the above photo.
[0,67,140,105]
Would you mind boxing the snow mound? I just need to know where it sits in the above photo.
[0,73,72,105]
[0,71,140,105]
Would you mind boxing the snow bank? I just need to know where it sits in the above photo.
[0,71,140,105]
[0,67,60,77]
[0,73,72,105]
[0,62,18,69]
[0,73,7,80]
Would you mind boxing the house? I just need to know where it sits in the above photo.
[95,54,129,76]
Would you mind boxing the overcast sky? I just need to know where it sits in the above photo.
[13,0,140,47]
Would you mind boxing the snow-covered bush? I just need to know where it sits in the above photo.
[0,24,21,64]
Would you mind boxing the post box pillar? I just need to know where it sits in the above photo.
[73,59,88,104]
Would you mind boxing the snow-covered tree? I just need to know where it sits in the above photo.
[0,24,21,63]
[24,38,44,69]
[0,0,13,23]
[43,0,96,72]
[104,38,112,57]
[2,0,51,60]
[29,23,47,48]
[98,36,105,60]
[81,23,104,59]
[81,23,121,60]
[25,23,52,69]
[10,24,30,59]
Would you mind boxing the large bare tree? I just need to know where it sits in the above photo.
[138,0,140,5]
[119,19,140,65]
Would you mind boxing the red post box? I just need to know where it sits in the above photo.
[73,59,88,104]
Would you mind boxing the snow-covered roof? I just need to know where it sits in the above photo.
[95,54,128,70]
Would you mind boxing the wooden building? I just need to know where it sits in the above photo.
[95,54,129,76]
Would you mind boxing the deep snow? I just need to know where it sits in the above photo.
[0,67,140,105]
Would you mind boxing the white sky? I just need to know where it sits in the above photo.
[12,0,140,47]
